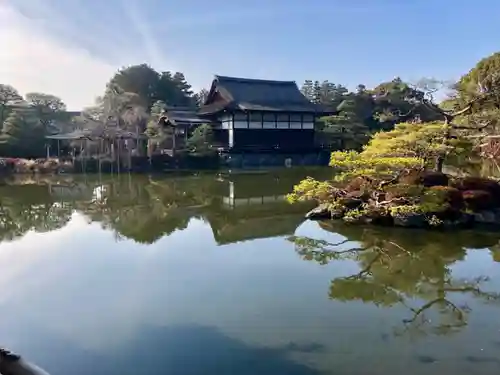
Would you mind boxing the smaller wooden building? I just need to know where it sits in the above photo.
[158,107,216,152]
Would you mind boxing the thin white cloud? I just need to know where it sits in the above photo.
[0,3,117,110]
[0,1,204,110]
[121,0,168,69]
[1,0,403,111]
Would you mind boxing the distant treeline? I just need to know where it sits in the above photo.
[1,51,500,157]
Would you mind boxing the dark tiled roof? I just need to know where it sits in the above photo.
[46,127,147,140]
[65,111,82,117]
[199,75,327,114]
[163,108,214,126]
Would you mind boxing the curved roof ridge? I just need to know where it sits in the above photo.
[214,75,297,85]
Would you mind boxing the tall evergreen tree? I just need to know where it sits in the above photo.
[172,72,195,107]
[312,81,322,104]
[300,80,314,101]
[194,89,209,107]
[0,106,44,156]
[0,84,22,125]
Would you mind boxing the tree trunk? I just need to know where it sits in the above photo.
[435,156,445,173]
[435,117,451,173]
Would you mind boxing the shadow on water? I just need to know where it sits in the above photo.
[3,322,324,375]
[290,221,500,340]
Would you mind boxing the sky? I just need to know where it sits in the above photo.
[1,0,500,110]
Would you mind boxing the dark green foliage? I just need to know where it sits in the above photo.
[301,76,445,148]
[301,80,348,107]
[1,50,499,161]
[186,124,215,155]
[0,107,46,157]
[458,52,500,108]
[194,89,209,107]
[145,100,169,140]
[426,186,464,209]
[300,80,314,101]
[108,64,196,109]
[0,84,68,157]
[0,84,23,126]
[383,184,425,200]
[25,92,67,134]
[172,72,194,102]
[109,64,161,108]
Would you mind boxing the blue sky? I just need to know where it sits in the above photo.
[1,0,500,109]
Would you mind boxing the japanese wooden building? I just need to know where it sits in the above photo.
[158,107,213,152]
[160,75,334,152]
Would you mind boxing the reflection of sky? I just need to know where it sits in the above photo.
[0,217,499,374]
[92,186,105,201]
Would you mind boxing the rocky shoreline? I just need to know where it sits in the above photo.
[304,168,500,228]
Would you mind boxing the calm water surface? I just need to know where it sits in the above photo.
[0,169,500,375]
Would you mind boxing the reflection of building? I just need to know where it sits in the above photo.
[208,177,312,245]
[48,183,95,201]
[222,181,287,208]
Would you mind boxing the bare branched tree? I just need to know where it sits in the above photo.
[406,75,500,171]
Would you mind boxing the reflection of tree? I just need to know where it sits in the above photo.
[0,169,331,245]
[0,185,72,242]
[75,176,212,244]
[290,225,500,338]
[0,175,225,244]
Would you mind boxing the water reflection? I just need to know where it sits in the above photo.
[1,171,500,374]
[290,223,500,339]
[2,322,325,375]
[0,170,322,245]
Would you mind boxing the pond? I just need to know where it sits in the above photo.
[0,168,499,375]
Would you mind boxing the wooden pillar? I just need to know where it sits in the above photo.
[172,128,176,155]
[110,140,114,175]
[128,139,132,171]
[83,139,87,174]
[99,138,103,175]
[117,138,121,174]
[230,113,235,149]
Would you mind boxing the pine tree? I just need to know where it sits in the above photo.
[145,100,168,139]
[172,72,195,107]
[2,110,26,143]
[312,81,322,104]
[0,84,22,125]
[321,97,370,149]
[0,107,44,156]
[300,80,314,101]
[186,124,214,155]
[194,89,209,107]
